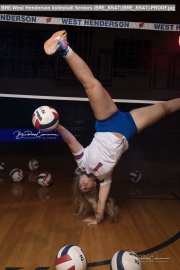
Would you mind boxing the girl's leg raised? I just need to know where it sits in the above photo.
[130,99,180,133]
[44,30,118,121]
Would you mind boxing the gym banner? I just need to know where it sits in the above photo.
[0,13,180,31]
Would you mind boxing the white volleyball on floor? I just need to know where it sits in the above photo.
[110,250,142,270]
[74,167,83,176]
[129,171,142,184]
[10,168,24,183]
[38,172,52,186]
[32,106,59,132]
[28,159,39,171]
[0,161,5,172]
[55,245,87,270]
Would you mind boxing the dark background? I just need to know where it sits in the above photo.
[0,0,180,169]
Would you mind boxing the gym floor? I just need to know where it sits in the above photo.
[0,132,179,270]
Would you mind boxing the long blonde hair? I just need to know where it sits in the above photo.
[71,175,119,223]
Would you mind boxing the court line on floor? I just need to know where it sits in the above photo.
[130,197,178,200]
[5,232,180,269]
[171,193,180,199]
[147,175,180,200]
[151,183,180,200]
[87,231,180,267]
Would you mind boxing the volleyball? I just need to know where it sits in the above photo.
[110,250,142,270]
[10,168,24,183]
[32,106,59,132]
[129,171,142,184]
[28,159,39,171]
[0,162,5,172]
[55,245,87,270]
[74,167,83,176]
[37,172,52,186]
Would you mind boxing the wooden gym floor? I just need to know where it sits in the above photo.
[0,137,180,270]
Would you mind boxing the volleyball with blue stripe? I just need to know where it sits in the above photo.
[32,106,59,132]
[28,159,39,171]
[9,168,24,182]
[129,171,142,183]
[74,167,84,176]
[38,172,52,186]
[110,250,142,270]
[55,245,87,270]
